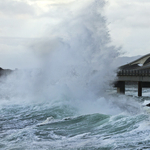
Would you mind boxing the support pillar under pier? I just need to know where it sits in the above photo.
[117,81,125,94]
[138,81,142,97]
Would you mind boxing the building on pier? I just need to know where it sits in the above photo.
[115,53,150,96]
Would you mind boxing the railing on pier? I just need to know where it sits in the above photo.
[117,69,150,77]
[115,53,150,96]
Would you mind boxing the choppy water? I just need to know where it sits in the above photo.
[1,0,149,149]
[1,85,150,150]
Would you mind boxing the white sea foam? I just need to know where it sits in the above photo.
[0,0,121,112]
[0,0,141,117]
[1,1,150,150]
[39,116,54,125]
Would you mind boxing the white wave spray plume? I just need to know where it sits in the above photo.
[1,0,137,115]
[30,0,119,99]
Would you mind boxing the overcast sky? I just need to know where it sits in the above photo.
[105,0,150,57]
[0,0,150,69]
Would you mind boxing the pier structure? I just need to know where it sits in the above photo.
[115,53,150,96]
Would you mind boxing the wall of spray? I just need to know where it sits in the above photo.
[0,0,141,115]
[28,0,120,99]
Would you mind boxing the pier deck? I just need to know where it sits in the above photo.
[115,53,150,96]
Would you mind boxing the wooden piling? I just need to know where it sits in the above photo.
[117,81,125,94]
[138,81,142,97]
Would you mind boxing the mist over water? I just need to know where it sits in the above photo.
[31,0,120,102]
[1,0,149,150]
[1,0,119,108]
[0,0,141,118]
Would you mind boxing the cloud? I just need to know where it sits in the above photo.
[105,0,150,56]
[0,0,150,71]
[106,0,150,28]
[0,0,38,38]
[0,0,35,17]
[0,37,39,69]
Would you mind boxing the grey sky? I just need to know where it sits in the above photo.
[0,0,150,69]
[105,0,150,56]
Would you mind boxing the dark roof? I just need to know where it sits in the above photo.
[119,53,150,71]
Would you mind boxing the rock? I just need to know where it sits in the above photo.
[146,103,150,107]
[0,67,13,77]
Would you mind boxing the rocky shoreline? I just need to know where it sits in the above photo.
[0,67,13,76]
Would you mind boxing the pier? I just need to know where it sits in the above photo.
[115,53,150,96]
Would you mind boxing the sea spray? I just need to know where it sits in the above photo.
[1,1,149,149]
[0,0,139,115]
[29,0,120,100]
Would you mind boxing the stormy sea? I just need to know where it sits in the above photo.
[1,0,150,150]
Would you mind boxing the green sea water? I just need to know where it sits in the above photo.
[1,86,150,150]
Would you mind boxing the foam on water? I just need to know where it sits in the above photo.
[0,0,121,113]
[0,0,149,149]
